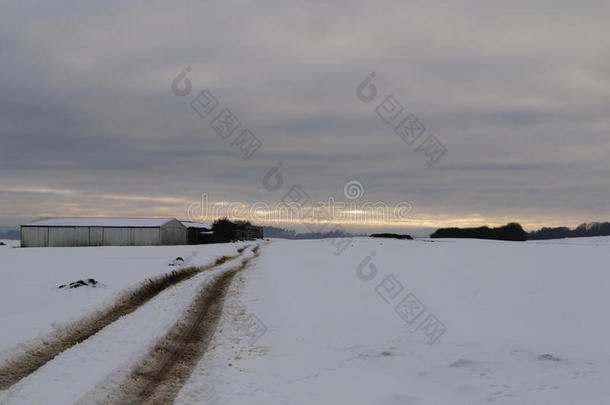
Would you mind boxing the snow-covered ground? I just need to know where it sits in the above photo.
[1,237,609,404]
[0,242,247,358]
[179,237,610,405]
[0,240,19,248]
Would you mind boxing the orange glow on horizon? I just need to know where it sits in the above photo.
[1,186,600,232]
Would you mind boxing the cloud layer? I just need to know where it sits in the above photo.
[1,0,610,230]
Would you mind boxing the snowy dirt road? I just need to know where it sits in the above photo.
[0,247,247,390]
[105,246,260,404]
[0,244,261,405]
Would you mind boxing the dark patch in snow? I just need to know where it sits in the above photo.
[58,279,101,289]
[168,257,185,266]
[449,359,478,368]
[537,353,561,362]
[0,242,5,246]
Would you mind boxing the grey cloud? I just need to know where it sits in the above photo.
[1,0,610,229]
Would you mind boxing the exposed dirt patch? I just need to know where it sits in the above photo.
[0,249,247,390]
[537,353,561,362]
[58,278,101,289]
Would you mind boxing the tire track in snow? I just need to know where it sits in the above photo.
[106,245,260,404]
[0,246,250,390]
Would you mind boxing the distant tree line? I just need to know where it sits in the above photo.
[262,225,357,240]
[528,222,610,240]
[370,233,413,240]
[430,223,527,241]
[0,228,19,240]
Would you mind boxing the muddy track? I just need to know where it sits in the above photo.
[108,245,260,404]
[0,247,249,390]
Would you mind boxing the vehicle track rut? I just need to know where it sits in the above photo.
[0,247,249,390]
[105,245,260,404]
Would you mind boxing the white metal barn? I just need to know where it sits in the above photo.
[21,218,188,247]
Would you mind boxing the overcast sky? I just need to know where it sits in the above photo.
[1,0,609,231]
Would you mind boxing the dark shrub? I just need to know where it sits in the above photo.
[370,233,413,240]
[528,222,610,240]
[430,222,527,241]
[211,218,253,242]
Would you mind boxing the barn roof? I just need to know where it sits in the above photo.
[23,217,178,227]
[180,221,211,229]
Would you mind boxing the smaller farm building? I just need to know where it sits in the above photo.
[180,221,212,245]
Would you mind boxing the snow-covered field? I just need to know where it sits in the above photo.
[183,237,610,405]
[1,237,609,404]
[0,240,19,248]
[0,242,247,359]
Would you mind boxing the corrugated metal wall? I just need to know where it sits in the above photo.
[132,227,162,245]
[48,227,68,246]
[103,228,132,245]
[74,227,89,246]
[90,227,103,246]
[21,227,48,247]
[160,219,188,245]
[20,226,176,247]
